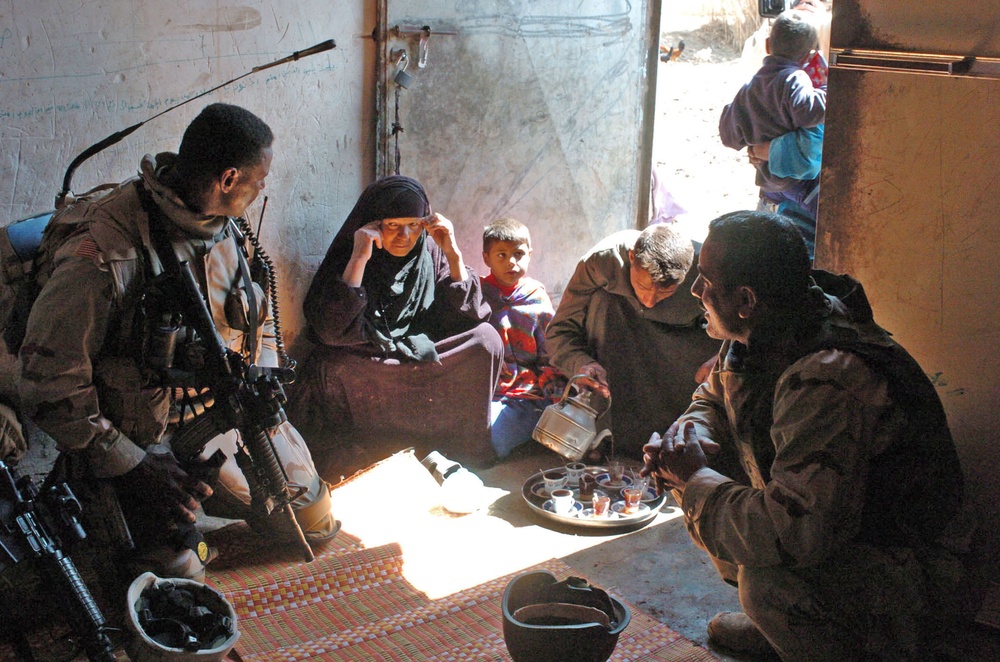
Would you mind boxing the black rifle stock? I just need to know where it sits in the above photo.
[166,261,313,562]
[0,460,117,662]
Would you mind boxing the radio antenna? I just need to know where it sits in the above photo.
[56,39,336,208]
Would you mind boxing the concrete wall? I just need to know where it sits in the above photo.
[819,66,1000,555]
[1,1,370,353]
[2,1,659,357]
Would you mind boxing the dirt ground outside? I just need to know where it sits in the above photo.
[652,4,766,242]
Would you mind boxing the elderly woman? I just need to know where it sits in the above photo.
[288,176,503,475]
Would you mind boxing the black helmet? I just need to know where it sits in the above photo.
[502,570,630,662]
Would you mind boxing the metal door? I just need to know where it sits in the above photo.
[819,0,1000,543]
[374,1,660,295]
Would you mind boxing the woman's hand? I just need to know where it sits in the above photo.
[424,213,459,254]
[352,221,384,262]
[342,221,383,286]
[424,213,468,280]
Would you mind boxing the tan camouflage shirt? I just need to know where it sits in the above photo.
[677,344,904,568]
[19,153,274,478]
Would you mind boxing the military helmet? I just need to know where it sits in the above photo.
[502,570,630,662]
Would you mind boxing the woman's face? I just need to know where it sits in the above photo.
[380,217,426,256]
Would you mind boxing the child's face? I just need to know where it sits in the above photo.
[483,240,532,289]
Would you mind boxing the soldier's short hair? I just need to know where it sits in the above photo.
[176,103,273,189]
[631,224,693,286]
[706,210,811,307]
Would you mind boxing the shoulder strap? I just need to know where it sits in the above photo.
[136,185,259,361]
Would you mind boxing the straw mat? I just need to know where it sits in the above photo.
[203,450,718,661]
[209,543,717,661]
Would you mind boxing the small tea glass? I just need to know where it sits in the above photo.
[592,492,611,517]
[607,460,625,485]
[622,487,643,514]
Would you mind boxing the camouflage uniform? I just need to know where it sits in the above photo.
[18,153,335,581]
[0,400,25,463]
[674,273,964,661]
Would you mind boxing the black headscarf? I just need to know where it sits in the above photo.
[307,175,440,361]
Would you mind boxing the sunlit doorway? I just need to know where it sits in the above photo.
[651,1,828,242]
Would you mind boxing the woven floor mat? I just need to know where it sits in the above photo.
[203,519,362,573]
[210,545,717,661]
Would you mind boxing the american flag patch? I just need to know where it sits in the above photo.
[75,238,100,259]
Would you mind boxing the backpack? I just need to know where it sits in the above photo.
[1,184,118,356]
[0,210,54,355]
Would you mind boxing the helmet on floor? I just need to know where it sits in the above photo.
[126,572,239,661]
[502,570,630,662]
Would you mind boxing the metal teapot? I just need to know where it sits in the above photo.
[532,374,612,462]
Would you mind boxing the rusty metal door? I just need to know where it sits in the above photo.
[373,1,660,296]
[819,0,1000,544]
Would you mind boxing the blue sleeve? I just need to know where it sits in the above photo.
[768,125,823,180]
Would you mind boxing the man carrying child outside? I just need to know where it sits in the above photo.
[480,218,564,459]
[720,7,826,251]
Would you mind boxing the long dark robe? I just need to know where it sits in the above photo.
[287,176,502,474]
[587,290,721,458]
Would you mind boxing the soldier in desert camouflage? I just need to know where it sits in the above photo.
[642,210,966,660]
[19,103,337,584]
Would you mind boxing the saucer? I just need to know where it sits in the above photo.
[543,499,584,517]
[579,507,620,520]
[610,501,650,517]
[531,483,574,499]
[596,473,634,490]
[638,485,659,503]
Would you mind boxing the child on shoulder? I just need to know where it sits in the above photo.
[480,218,564,459]
[720,8,826,240]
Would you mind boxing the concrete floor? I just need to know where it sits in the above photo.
[476,441,1000,662]
[13,421,1000,662]
[476,444,766,662]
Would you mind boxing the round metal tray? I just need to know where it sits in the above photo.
[521,466,666,531]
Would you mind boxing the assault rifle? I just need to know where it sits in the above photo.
[157,261,314,562]
[0,460,117,662]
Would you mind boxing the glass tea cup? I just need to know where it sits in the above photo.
[622,487,643,514]
[578,473,597,501]
[629,469,649,495]
[607,460,625,485]
[592,492,611,517]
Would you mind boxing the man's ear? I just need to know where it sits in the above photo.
[482,251,490,266]
[218,167,239,193]
[737,285,758,319]
[765,36,771,55]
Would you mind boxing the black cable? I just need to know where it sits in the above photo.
[237,214,295,371]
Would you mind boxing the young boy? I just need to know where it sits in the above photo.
[480,218,563,459]
[719,8,826,240]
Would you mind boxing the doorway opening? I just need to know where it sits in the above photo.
[651,0,836,245]
[651,1,764,242]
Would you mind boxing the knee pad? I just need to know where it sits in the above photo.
[294,477,340,542]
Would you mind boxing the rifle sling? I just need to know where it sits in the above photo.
[137,183,259,360]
